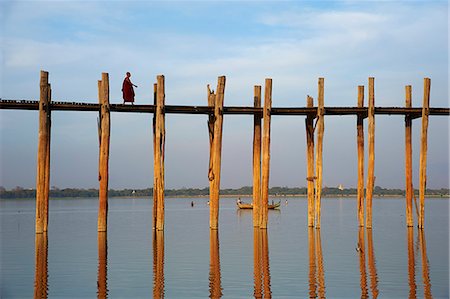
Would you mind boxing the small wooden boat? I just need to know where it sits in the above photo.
[237,201,281,210]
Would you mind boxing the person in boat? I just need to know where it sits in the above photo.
[122,72,138,104]
[237,197,242,204]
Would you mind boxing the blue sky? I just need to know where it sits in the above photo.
[1,0,448,190]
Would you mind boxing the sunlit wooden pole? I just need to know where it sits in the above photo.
[209,76,226,229]
[260,79,272,229]
[405,85,414,227]
[314,78,325,228]
[357,86,365,227]
[418,78,430,229]
[35,71,51,234]
[252,85,262,227]
[366,77,375,228]
[306,96,315,227]
[98,73,110,233]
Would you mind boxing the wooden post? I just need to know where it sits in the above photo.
[36,70,51,233]
[357,86,365,227]
[366,77,375,228]
[153,231,165,299]
[405,85,414,227]
[152,83,158,230]
[207,84,216,214]
[98,73,110,232]
[260,78,272,229]
[252,86,262,227]
[154,75,166,231]
[418,78,430,229]
[209,76,226,229]
[305,96,315,227]
[209,229,222,298]
[314,78,325,228]
[33,232,48,298]
[97,232,108,299]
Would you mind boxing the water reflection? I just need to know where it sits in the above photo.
[308,228,325,299]
[254,228,271,298]
[418,229,432,298]
[357,228,379,299]
[153,230,165,299]
[34,233,48,299]
[97,232,108,299]
[209,229,222,298]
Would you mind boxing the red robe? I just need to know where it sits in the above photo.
[122,77,135,103]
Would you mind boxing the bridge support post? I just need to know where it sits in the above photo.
[35,70,51,233]
[260,78,272,229]
[357,86,365,227]
[305,96,315,227]
[405,85,414,227]
[418,78,430,229]
[252,85,262,227]
[98,73,110,232]
[366,77,375,228]
[315,78,325,228]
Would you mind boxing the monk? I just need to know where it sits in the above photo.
[122,72,138,104]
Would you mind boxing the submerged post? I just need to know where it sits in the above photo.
[153,75,166,231]
[209,76,226,230]
[357,86,365,227]
[252,85,262,227]
[366,77,375,228]
[418,78,430,229]
[405,85,414,227]
[305,96,315,227]
[315,78,325,228]
[98,73,110,232]
[260,78,272,229]
[36,70,51,233]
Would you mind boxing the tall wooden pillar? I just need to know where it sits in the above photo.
[305,96,315,227]
[252,86,262,227]
[260,78,272,229]
[36,70,51,234]
[209,76,226,230]
[314,78,325,228]
[357,86,365,227]
[153,75,166,231]
[98,73,110,232]
[366,77,375,228]
[418,78,430,229]
[405,85,414,227]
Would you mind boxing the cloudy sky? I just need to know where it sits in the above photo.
[1,0,448,190]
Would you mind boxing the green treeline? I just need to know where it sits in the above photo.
[1,186,449,199]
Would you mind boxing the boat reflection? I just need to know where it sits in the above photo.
[254,228,271,298]
[34,233,48,299]
[153,230,165,299]
[357,228,379,299]
[308,228,325,299]
[97,232,108,299]
[209,229,222,298]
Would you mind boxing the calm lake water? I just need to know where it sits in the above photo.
[1,197,448,298]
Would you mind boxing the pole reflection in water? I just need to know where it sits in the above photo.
[254,228,272,298]
[34,232,48,299]
[209,229,222,298]
[357,227,368,298]
[366,229,379,298]
[418,229,432,298]
[308,228,325,299]
[153,230,165,299]
[407,227,417,298]
[97,232,108,299]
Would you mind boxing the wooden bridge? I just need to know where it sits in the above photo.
[1,71,449,233]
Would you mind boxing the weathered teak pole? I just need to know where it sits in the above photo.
[305,96,315,227]
[405,85,414,227]
[366,77,375,228]
[36,70,51,233]
[97,73,110,232]
[357,86,365,227]
[207,84,216,214]
[418,78,431,229]
[152,83,158,230]
[153,75,166,231]
[97,232,108,299]
[260,78,272,229]
[33,233,48,298]
[209,76,226,229]
[314,78,324,228]
[252,85,262,227]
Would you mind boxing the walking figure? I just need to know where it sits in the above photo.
[122,72,138,104]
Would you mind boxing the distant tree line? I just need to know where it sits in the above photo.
[1,185,448,199]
